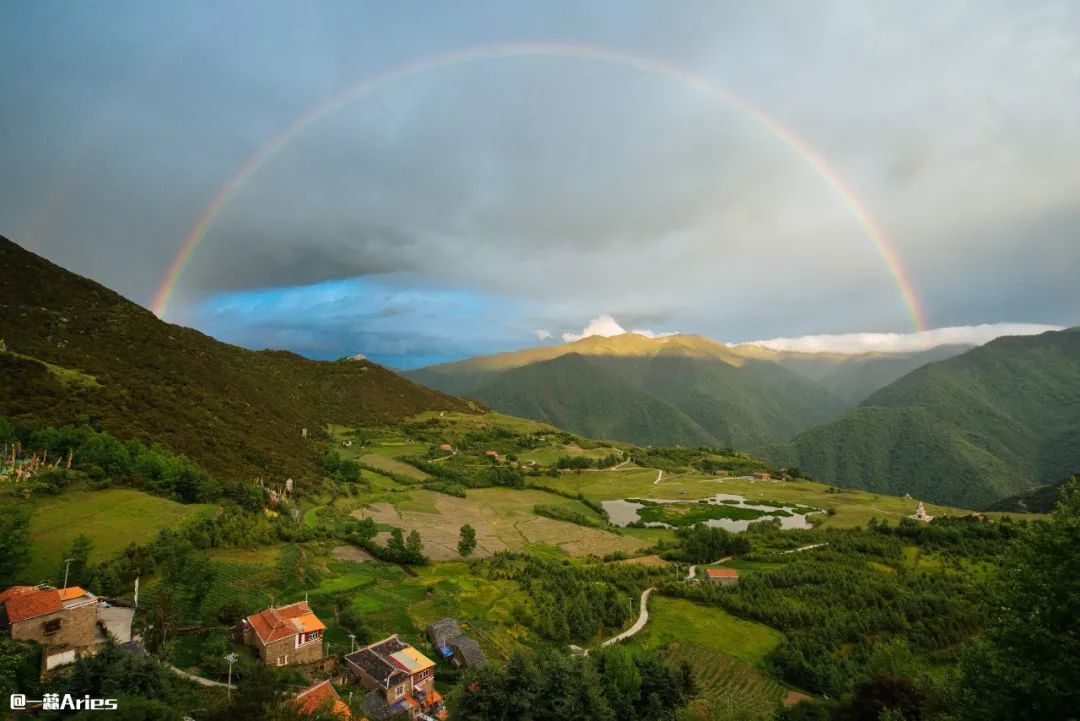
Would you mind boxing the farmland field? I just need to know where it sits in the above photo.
[352,487,646,560]
[626,596,787,720]
[17,488,216,583]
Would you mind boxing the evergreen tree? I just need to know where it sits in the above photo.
[458,524,477,557]
[0,506,31,585]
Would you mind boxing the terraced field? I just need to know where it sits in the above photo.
[667,643,785,721]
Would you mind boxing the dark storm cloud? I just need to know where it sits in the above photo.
[1,1,1078,364]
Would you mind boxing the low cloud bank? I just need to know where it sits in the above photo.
[561,314,676,343]
[737,323,1063,354]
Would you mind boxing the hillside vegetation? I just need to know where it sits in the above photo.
[764,328,1080,507]
[0,235,472,483]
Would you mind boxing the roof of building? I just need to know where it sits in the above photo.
[362,691,395,721]
[3,586,95,624]
[345,648,408,690]
[704,567,739,578]
[58,586,88,601]
[389,646,435,673]
[368,635,406,658]
[245,601,323,644]
[295,680,352,719]
[447,635,486,667]
[0,586,36,603]
[426,617,461,646]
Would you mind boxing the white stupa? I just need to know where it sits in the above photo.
[911,501,933,522]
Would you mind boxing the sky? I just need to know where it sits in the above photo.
[2,1,1078,367]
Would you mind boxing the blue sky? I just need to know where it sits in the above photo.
[2,2,1078,366]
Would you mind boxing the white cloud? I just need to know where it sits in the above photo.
[534,329,552,340]
[561,314,677,343]
[736,323,1063,354]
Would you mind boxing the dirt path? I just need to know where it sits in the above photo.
[653,470,663,484]
[781,543,828,555]
[168,664,234,689]
[603,588,656,646]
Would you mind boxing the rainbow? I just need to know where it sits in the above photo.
[152,42,927,330]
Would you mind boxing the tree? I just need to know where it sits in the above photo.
[458,524,477,557]
[386,528,407,557]
[60,534,94,588]
[598,646,641,718]
[953,478,1080,720]
[0,506,32,585]
[406,530,424,561]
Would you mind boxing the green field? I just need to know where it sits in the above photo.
[537,468,1009,529]
[626,596,787,720]
[520,443,624,466]
[16,488,216,583]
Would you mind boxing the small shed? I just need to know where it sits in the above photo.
[448,635,486,669]
[704,567,740,587]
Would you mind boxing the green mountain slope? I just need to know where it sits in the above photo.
[0,235,471,482]
[758,345,973,405]
[410,334,851,447]
[471,353,716,446]
[764,327,1080,507]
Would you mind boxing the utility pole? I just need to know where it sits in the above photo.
[62,558,75,589]
[225,653,238,700]
[348,634,356,653]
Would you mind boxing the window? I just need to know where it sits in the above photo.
[43,618,62,635]
[276,655,288,666]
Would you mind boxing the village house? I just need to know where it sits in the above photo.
[484,449,499,460]
[426,617,487,669]
[0,585,103,670]
[242,601,325,666]
[294,679,353,719]
[439,444,453,452]
[751,471,771,481]
[344,635,443,720]
[704,568,740,587]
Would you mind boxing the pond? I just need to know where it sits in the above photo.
[602,493,822,532]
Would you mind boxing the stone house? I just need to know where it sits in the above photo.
[0,585,102,670]
[751,471,771,481]
[242,601,324,666]
[426,617,486,669]
[344,635,442,720]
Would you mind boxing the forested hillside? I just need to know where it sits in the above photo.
[410,334,860,447]
[0,235,472,483]
[764,327,1080,507]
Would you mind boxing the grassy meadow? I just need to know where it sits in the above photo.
[18,488,216,583]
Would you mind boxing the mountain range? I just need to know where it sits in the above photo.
[763,326,1080,507]
[406,333,970,447]
[0,235,470,482]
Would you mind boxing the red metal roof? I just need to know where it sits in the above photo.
[705,567,739,578]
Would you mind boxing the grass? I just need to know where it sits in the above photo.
[636,502,770,527]
[356,453,429,481]
[536,469,1009,530]
[626,596,786,721]
[629,596,784,665]
[15,488,216,583]
[520,443,623,466]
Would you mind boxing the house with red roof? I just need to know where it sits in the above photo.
[0,585,102,670]
[295,679,354,719]
[704,567,740,587]
[242,601,325,666]
[344,635,444,720]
